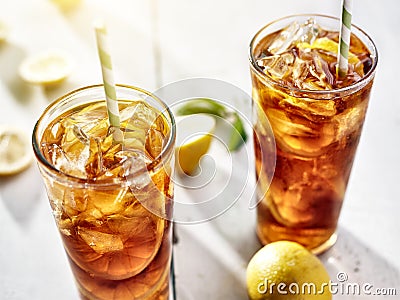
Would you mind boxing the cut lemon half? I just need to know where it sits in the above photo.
[19,50,73,86]
[175,114,216,175]
[0,20,8,43]
[0,126,33,176]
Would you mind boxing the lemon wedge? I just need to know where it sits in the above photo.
[0,20,8,43]
[298,37,359,65]
[0,126,33,176]
[247,241,332,300]
[19,50,73,86]
[175,114,216,175]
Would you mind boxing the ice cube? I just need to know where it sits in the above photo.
[48,122,65,145]
[272,176,341,227]
[267,108,336,156]
[279,96,337,119]
[123,102,158,133]
[58,218,73,236]
[304,52,334,89]
[91,187,130,215]
[268,21,300,54]
[292,57,309,83]
[72,124,90,146]
[63,189,88,217]
[145,128,164,159]
[107,215,156,241]
[268,18,321,55]
[78,227,124,254]
[41,143,88,178]
[120,105,139,122]
[55,123,91,178]
[260,52,295,80]
[118,151,152,188]
[69,103,108,133]
[85,137,103,178]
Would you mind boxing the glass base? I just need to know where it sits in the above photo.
[310,232,337,255]
[256,229,338,255]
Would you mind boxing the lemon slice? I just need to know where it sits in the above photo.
[175,114,216,175]
[0,20,8,43]
[19,50,73,86]
[0,126,33,176]
[50,0,82,11]
[298,37,359,65]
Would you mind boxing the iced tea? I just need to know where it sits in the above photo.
[250,15,377,253]
[33,85,175,299]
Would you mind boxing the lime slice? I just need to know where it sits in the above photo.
[19,50,73,86]
[0,20,8,43]
[176,114,216,175]
[0,126,33,176]
[176,98,247,151]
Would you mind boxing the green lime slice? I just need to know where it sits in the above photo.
[176,98,247,151]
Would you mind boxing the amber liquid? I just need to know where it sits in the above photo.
[252,27,374,252]
[40,101,173,299]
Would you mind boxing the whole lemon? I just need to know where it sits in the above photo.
[247,241,332,300]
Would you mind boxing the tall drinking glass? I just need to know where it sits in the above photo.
[33,85,175,299]
[249,15,378,253]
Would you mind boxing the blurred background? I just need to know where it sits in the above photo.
[1,0,399,299]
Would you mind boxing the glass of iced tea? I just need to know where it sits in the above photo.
[32,84,175,299]
[250,14,378,253]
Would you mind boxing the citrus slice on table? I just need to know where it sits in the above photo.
[19,50,73,86]
[247,241,332,300]
[0,125,33,175]
[0,20,9,43]
[175,114,216,175]
[50,0,82,11]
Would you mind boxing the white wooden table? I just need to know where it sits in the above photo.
[1,0,399,299]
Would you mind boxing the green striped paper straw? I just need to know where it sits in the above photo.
[94,21,123,142]
[337,0,353,78]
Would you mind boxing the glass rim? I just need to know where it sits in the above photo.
[32,84,176,188]
[248,13,378,96]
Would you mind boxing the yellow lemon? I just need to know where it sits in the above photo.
[175,114,215,175]
[247,241,332,300]
[0,125,33,176]
[298,37,359,65]
[19,50,73,86]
